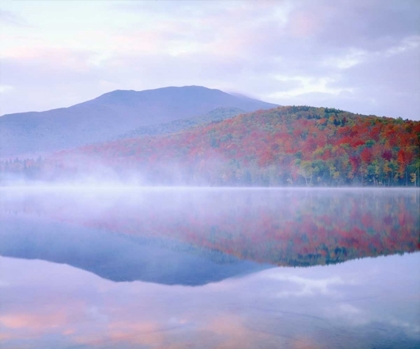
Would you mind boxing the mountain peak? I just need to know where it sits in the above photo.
[0,86,277,158]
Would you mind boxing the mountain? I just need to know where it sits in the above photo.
[0,86,277,158]
[117,107,245,140]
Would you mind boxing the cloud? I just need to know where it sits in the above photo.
[287,0,420,50]
[1,0,419,119]
[322,302,369,326]
[0,85,14,94]
[0,9,30,27]
[268,274,347,297]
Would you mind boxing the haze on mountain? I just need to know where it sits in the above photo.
[117,106,245,140]
[0,86,277,158]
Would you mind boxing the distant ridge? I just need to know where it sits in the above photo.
[117,107,245,140]
[0,86,277,158]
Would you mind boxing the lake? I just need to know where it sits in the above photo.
[0,187,419,348]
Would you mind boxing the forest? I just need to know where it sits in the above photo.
[1,106,419,186]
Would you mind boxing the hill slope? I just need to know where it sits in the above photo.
[117,107,245,140]
[0,86,277,157]
[2,106,419,186]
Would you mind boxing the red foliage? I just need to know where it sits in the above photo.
[382,150,392,161]
[5,106,419,186]
[360,148,373,164]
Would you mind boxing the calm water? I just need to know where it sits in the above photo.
[0,187,419,348]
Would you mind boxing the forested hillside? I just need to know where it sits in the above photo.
[1,106,419,186]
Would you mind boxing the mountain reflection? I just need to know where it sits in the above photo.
[0,188,418,284]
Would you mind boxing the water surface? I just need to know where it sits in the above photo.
[0,188,419,348]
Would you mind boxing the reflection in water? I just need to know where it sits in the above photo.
[0,188,419,348]
[1,254,419,349]
[0,188,418,268]
[0,214,269,285]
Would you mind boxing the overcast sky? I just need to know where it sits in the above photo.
[1,0,419,120]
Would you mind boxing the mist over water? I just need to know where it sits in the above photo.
[1,186,418,265]
[0,186,419,348]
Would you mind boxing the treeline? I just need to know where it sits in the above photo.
[1,106,419,186]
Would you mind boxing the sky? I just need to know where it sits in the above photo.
[1,0,419,120]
